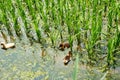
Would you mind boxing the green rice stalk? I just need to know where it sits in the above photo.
[16,0,32,40]
[41,0,50,33]
[0,0,13,36]
[56,0,65,41]
[87,1,98,60]
[105,0,120,70]
[48,30,59,47]
[8,0,22,38]
[107,38,115,69]
[25,0,41,43]
[73,53,79,80]
[72,1,81,46]
[68,35,73,52]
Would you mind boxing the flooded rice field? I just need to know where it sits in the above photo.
[0,0,120,80]
[0,33,120,80]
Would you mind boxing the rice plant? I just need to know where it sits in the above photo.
[0,0,120,79]
[85,1,103,64]
[0,0,13,36]
[73,53,79,80]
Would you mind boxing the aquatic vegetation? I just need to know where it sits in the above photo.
[0,0,120,79]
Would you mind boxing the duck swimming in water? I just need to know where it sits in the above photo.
[63,51,72,65]
[1,42,15,50]
[59,42,70,51]
[64,42,70,48]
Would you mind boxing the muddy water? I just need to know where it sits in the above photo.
[0,33,120,80]
[0,42,103,80]
[0,41,74,80]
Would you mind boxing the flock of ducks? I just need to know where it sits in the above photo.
[41,42,72,65]
[0,41,72,65]
[58,42,72,65]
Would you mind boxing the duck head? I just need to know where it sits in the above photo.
[59,43,65,51]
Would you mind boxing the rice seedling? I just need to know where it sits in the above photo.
[68,35,73,52]
[107,38,115,70]
[47,29,59,47]
[56,0,66,41]
[6,0,22,38]
[40,0,50,34]
[73,53,79,80]
[16,0,32,41]
[24,0,42,43]
[0,0,13,36]
[0,0,120,79]
[106,26,120,71]
[102,0,120,72]
[71,1,81,46]
[86,1,103,64]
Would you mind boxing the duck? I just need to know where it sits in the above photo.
[41,48,47,57]
[63,51,72,65]
[1,42,15,50]
[59,42,70,51]
[64,42,70,48]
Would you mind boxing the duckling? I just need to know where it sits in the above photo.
[1,42,15,50]
[59,42,70,51]
[63,51,72,65]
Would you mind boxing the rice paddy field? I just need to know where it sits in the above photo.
[0,0,120,80]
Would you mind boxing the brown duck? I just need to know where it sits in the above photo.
[59,42,70,51]
[63,51,72,65]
